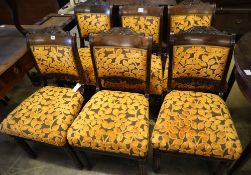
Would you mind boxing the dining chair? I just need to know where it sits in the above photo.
[67,27,152,175]
[74,0,112,47]
[119,5,164,97]
[163,0,216,92]
[0,33,85,169]
[151,27,243,174]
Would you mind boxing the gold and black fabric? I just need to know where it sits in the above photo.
[168,2,216,34]
[74,0,111,46]
[152,90,242,159]
[162,44,229,92]
[0,33,85,169]
[151,28,243,173]
[0,86,84,146]
[67,90,149,157]
[78,48,163,95]
[162,2,216,91]
[120,6,163,52]
[68,28,152,174]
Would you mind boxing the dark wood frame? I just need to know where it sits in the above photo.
[153,28,236,174]
[119,5,164,54]
[71,27,152,175]
[74,0,113,47]
[5,33,87,169]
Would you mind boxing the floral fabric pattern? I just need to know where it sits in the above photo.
[151,90,242,160]
[93,47,147,82]
[78,48,163,94]
[0,86,84,146]
[170,15,212,33]
[77,13,110,38]
[67,90,149,157]
[122,16,160,43]
[31,45,78,77]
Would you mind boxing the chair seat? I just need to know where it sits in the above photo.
[0,86,84,146]
[67,90,149,157]
[151,90,242,160]
[78,48,163,95]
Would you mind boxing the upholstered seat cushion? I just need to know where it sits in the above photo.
[151,91,242,160]
[67,90,149,157]
[0,86,84,146]
[78,48,163,95]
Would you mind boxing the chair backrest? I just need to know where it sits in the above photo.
[89,27,152,97]
[26,33,84,85]
[74,0,112,42]
[167,26,235,94]
[119,5,163,46]
[168,1,216,34]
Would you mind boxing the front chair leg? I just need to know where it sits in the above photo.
[138,158,147,175]
[63,143,83,170]
[214,160,232,175]
[13,137,37,158]
[79,150,92,170]
[153,149,161,173]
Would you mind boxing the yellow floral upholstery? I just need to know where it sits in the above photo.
[78,48,96,85]
[31,45,78,77]
[77,13,110,38]
[94,47,147,82]
[102,54,163,95]
[162,45,229,91]
[0,86,84,146]
[173,45,229,80]
[78,48,163,94]
[151,90,242,160]
[122,16,160,43]
[67,90,149,157]
[170,15,212,33]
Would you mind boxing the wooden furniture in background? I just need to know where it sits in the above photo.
[0,0,60,25]
[228,31,251,175]
[0,27,32,100]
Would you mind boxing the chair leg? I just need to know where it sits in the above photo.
[63,143,83,170]
[228,141,251,175]
[139,158,147,175]
[214,160,232,175]
[153,149,161,173]
[79,150,92,170]
[13,137,37,158]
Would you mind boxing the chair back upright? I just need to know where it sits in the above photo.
[75,0,112,47]
[119,5,163,52]
[89,27,152,97]
[168,1,216,34]
[27,33,84,86]
[167,26,235,95]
